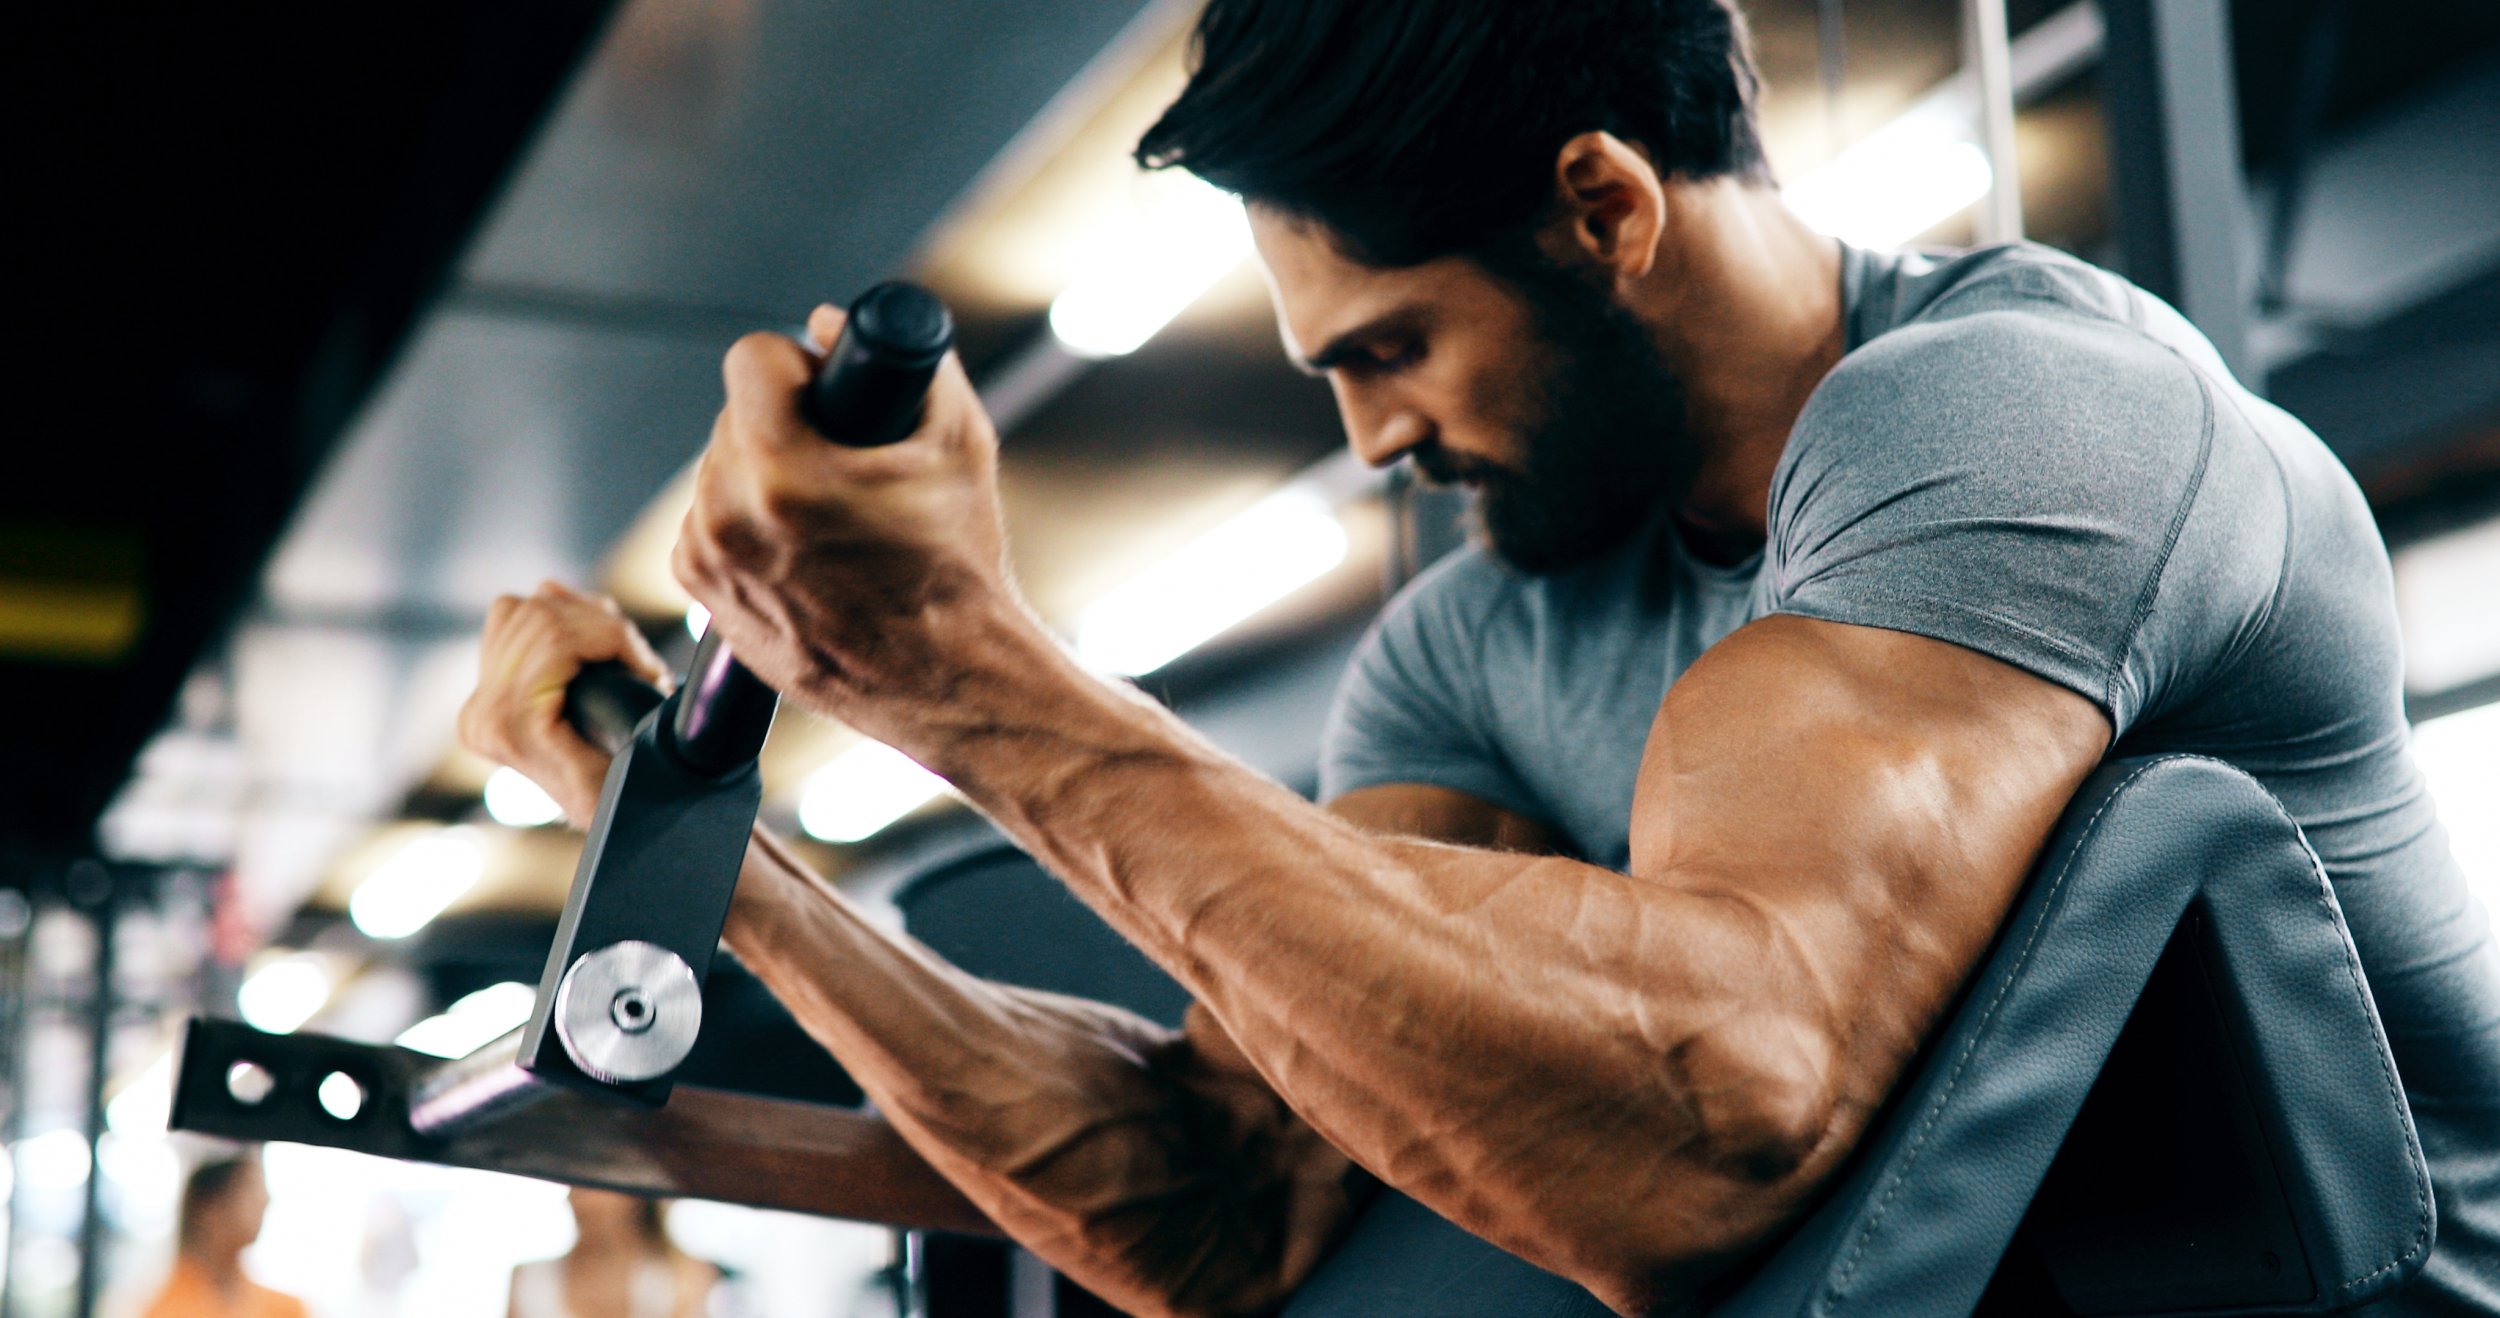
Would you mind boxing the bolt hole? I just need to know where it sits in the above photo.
[225,1061,275,1107]
[316,1071,366,1121]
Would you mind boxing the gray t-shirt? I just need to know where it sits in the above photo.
[1322,243,2499,1311]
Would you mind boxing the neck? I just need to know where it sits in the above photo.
[1633,181,1845,551]
[182,1241,245,1289]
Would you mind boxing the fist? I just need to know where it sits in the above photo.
[457,582,670,826]
[669,303,1025,735]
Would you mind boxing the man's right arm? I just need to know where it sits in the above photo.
[465,585,1531,1315]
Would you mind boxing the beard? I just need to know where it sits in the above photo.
[1417,254,1698,575]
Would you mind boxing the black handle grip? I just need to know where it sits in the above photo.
[668,630,782,779]
[563,661,666,757]
[802,281,954,446]
[576,282,955,778]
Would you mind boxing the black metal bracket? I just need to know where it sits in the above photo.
[516,691,760,1105]
[168,1017,987,1230]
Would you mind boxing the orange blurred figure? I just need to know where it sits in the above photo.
[139,1153,307,1318]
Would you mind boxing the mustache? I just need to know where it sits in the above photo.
[1410,444,1514,488]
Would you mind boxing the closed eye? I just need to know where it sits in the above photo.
[1339,339,1424,379]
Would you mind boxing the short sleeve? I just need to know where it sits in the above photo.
[1767,307,2250,736]
[1320,551,1545,817]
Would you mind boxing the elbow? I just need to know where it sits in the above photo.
[1551,1013,1849,1315]
[1666,1010,1840,1185]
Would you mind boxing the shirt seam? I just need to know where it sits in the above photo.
[2103,368,2218,715]
[1780,584,2111,676]
[2183,378,2299,703]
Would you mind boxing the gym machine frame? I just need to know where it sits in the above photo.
[168,283,990,1232]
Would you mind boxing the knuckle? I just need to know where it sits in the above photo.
[724,331,800,386]
[454,705,502,759]
[669,537,705,590]
[758,481,814,525]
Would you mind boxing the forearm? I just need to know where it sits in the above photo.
[873,615,1851,1310]
[725,828,1357,1316]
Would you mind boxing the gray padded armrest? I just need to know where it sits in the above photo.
[1714,755,2433,1316]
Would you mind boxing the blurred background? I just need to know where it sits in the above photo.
[7,0,2496,1313]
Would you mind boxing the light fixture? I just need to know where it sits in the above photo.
[482,767,564,829]
[797,741,952,844]
[238,954,333,1034]
[349,826,487,939]
[395,981,538,1059]
[1785,127,1995,250]
[1049,172,1253,358]
[1075,488,1351,676]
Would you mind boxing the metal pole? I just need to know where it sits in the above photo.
[1963,0,2025,243]
[67,862,114,1318]
[2099,0,2256,383]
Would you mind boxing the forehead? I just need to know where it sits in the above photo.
[1249,206,1513,362]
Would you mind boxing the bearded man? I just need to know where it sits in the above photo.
[460,1,2500,1313]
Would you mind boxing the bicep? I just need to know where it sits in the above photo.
[1632,614,2107,1131]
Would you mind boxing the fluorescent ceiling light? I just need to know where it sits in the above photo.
[797,741,952,844]
[349,826,486,939]
[396,981,538,1059]
[239,954,333,1034]
[482,767,563,829]
[2394,519,2500,694]
[1075,488,1350,676]
[2413,701,2500,918]
[1049,173,1252,358]
[1786,128,1995,250]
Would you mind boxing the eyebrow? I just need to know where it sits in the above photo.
[1293,306,1425,376]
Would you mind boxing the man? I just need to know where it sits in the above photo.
[140,1152,308,1318]
[462,0,2499,1312]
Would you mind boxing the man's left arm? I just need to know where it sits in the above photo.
[675,314,2109,1315]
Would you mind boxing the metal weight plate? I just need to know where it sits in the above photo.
[554,940,703,1084]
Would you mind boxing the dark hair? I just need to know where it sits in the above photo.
[178,1154,256,1244]
[1137,0,1771,268]
[633,1196,674,1251]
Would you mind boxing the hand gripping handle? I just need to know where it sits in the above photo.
[557,283,956,775]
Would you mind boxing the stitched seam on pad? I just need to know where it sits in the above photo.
[2104,374,2217,715]
[1821,757,2174,1311]
[2227,770,2435,1296]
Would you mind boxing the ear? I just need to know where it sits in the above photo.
[1552,131,1668,281]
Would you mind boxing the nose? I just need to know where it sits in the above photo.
[1335,386,1433,470]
